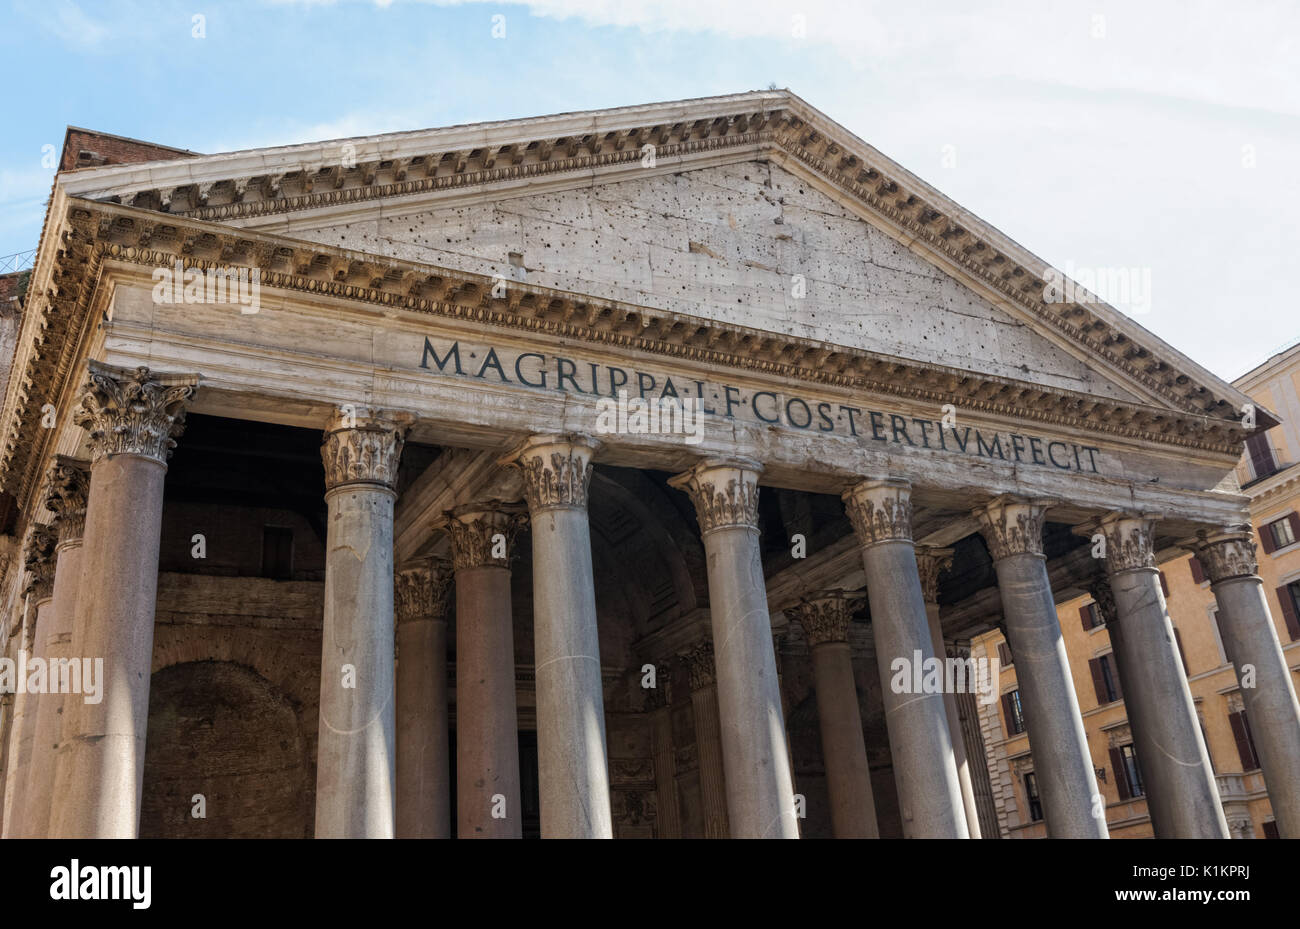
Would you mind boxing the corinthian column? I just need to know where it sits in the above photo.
[445,503,525,839]
[844,479,967,838]
[6,526,56,838]
[973,495,1106,838]
[669,459,798,839]
[315,405,410,839]
[1086,513,1226,838]
[24,458,90,838]
[680,639,729,838]
[789,591,879,838]
[1187,526,1300,838]
[50,362,198,839]
[915,546,982,839]
[502,434,611,838]
[394,557,452,838]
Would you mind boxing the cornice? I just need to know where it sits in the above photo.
[50,92,1262,431]
[0,196,1254,534]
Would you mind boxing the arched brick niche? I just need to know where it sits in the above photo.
[140,660,314,838]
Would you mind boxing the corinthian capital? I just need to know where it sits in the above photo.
[501,434,600,512]
[43,456,91,548]
[789,590,859,647]
[1184,527,1258,583]
[668,458,761,533]
[914,546,954,604]
[394,558,453,625]
[843,478,912,546]
[320,406,412,492]
[444,502,527,570]
[22,524,58,603]
[679,639,717,691]
[973,494,1051,560]
[73,361,200,465]
[1086,512,1158,574]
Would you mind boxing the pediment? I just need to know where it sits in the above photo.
[51,90,1263,427]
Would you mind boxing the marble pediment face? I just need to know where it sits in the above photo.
[276,160,1143,404]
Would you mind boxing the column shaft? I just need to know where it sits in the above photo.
[846,480,967,838]
[315,407,408,838]
[504,435,611,838]
[793,593,878,838]
[394,559,451,838]
[25,457,90,838]
[50,363,197,839]
[977,495,1106,838]
[447,505,525,839]
[1093,514,1226,837]
[670,459,798,839]
[682,642,729,838]
[1192,528,1300,838]
[10,596,52,837]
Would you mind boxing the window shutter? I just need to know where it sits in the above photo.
[1108,656,1124,701]
[1289,512,1300,543]
[1109,747,1131,800]
[1189,556,1206,584]
[1277,585,1300,642]
[1173,627,1189,676]
[1260,522,1278,555]
[997,641,1013,667]
[1246,432,1278,479]
[1002,693,1016,737]
[1263,821,1280,839]
[1229,710,1259,770]
[1088,658,1108,705]
[1079,604,1094,631]
[1159,571,1169,597]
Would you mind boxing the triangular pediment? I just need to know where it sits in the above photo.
[45,90,1266,424]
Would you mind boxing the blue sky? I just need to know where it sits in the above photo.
[2,0,1297,380]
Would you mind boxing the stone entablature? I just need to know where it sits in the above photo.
[0,200,1257,550]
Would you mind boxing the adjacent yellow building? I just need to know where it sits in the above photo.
[976,340,1300,838]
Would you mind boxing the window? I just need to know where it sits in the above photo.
[1079,601,1104,631]
[1110,743,1144,799]
[1121,745,1144,797]
[1276,581,1300,642]
[997,640,1014,668]
[1023,772,1043,822]
[1263,514,1298,553]
[1245,432,1278,480]
[1229,708,1260,771]
[261,526,294,580]
[1002,689,1026,737]
[1089,654,1123,705]
[1263,821,1280,840]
